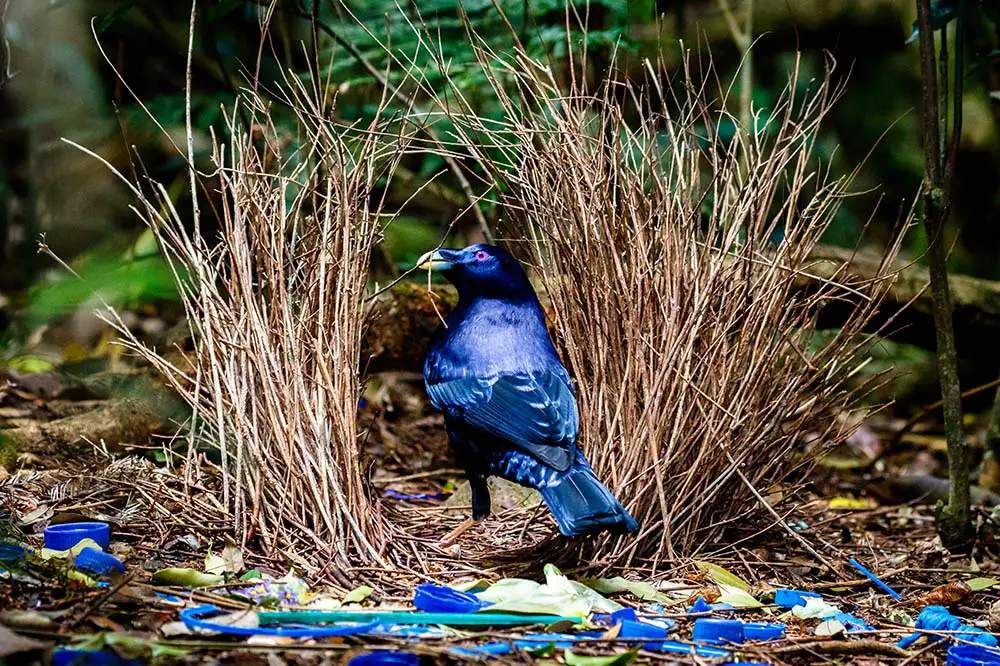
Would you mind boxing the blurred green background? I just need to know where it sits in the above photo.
[0,0,998,386]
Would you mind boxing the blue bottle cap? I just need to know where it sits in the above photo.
[74,547,125,576]
[693,618,745,644]
[349,651,420,666]
[44,522,111,551]
[773,589,821,609]
[618,619,671,640]
[743,622,785,641]
[413,583,486,613]
[948,644,1000,666]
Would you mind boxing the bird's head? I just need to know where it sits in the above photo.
[416,244,534,300]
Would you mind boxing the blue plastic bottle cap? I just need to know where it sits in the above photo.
[412,583,486,613]
[743,622,786,641]
[74,547,125,576]
[44,522,111,551]
[948,645,1000,666]
[618,619,671,640]
[773,589,821,608]
[693,618,745,644]
[348,651,420,666]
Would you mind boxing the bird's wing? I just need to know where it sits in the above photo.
[426,371,578,472]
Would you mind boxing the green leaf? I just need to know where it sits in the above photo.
[151,567,224,588]
[967,577,999,591]
[239,569,262,581]
[564,648,637,665]
[342,585,373,604]
[716,583,763,608]
[692,561,751,591]
[581,576,673,604]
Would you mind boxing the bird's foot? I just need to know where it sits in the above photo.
[438,516,479,548]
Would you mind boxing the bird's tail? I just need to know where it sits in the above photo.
[539,455,638,538]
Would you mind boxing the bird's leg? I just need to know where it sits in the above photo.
[438,475,490,548]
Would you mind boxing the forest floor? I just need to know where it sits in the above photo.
[2,332,1000,665]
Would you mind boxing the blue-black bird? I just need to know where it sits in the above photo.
[417,243,638,539]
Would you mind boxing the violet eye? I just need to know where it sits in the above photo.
[475,250,489,261]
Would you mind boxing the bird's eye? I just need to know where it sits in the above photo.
[474,250,489,261]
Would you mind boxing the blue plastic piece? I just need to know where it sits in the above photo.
[181,605,379,638]
[832,612,874,633]
[689,596,713,613]
[74,547,125,576]
[693,618,745,644]
[412,583,487,613]
[0,542,24,560]
[44,522,111,551]
[743,622,785,641]
[611,607,638,623]
[348,651,420,666]
[449,643,514,657]
[647,641,730,658]
[52,649,141,666]
[848,558,903,600]
[948,644,1000,666]
[773,589,821,608]
[897,606,999,649]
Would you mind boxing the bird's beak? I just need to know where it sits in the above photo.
[416,250,454,271]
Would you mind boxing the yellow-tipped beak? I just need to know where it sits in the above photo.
[416,250,453,271]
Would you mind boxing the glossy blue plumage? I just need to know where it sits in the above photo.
[422,244,638,537]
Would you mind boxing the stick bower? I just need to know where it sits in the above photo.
[88,41,905,579]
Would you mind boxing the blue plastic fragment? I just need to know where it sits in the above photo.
[773,589,821,608]
[693,618,745,644]
[848,558,903,600]
[449,643,514,657]
[948,644,1000,666]
[611,607,638,623]
[154,592,184,604]
[831,612,874,633]
[412,583,487,613]
[74,547,125,576]
[349,651,420,666]
[384,489,444,501]
[181,605,379,638]
[0,542,25,560]
[743,622,786,641]
[52,649,141,666]
[688,596,713,613]
[44,522,111,551]
[897,606,998,649]
[647,640,730,658]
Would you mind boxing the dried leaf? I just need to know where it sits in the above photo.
[581,576,673,603]
[0,624,46,657]
[916,581,972,607]
[828,497,878,510]
[693,561,751,591]
[205,540,244,576]
[151,567,224,588]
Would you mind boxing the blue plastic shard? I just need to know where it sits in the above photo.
[773,589,821,608]
[831,612,873,633]
[848,558,903,600]
[181,605,379,638]
[688,597,713,613]
[413,583,488,613]
[897,606,998,649]
[743,622,785,641]
[74,547,125,576]
[348,651,420,666]
[693,618,744,644]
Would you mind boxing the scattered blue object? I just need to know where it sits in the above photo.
[0,542,24,560]
[773,589,821,608]
[897,606,999,649]
[52,649,141,666]
[383,489,445,501]
[693,618,745,644]
[743,622,786,641]
[688,597,712,613]
[610,607,638,623]
[412,584,487,613]
[648,641,730,658]
[44,522,111,551]
[848,558,903,600]
[831,612,874,633]
[74,547,125,576]
[948,644,1000,666]
[348,651,420,666]
[181,605,379,638]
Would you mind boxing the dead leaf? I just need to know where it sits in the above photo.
[915,581,972,608]
[0,624,46,658]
